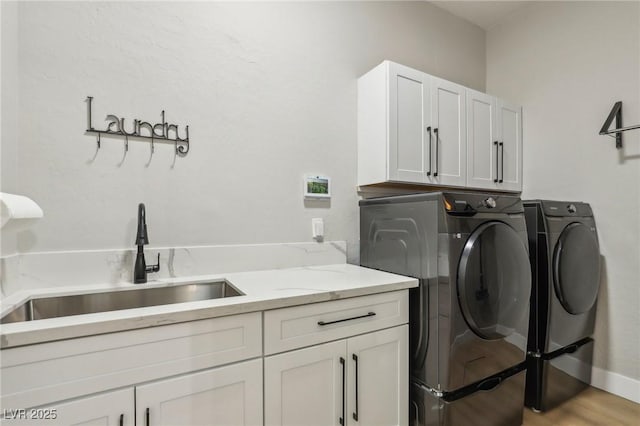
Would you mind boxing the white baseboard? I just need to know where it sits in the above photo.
[591,365,640,404]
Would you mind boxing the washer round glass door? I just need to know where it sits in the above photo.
[458,222,531,340]
[553,222,600,315]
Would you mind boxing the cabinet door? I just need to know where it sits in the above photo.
[388,62,431,183]
[5,388,134,426]
[136,359,262,426]
[431,77,466,187]
[497,100,523,192]
[264,340,346,426]
[346,325,408,426]
[466,89,499,190]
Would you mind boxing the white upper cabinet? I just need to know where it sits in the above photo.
[430,77,467,187]
[497,100,523,192]
[358,61,522,192]
[358,61,432,185]
[467,89,498,189]
[466,89,523,192]
[388,63,431,183]
[358,61,463,187]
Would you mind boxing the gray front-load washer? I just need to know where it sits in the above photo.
[360,192,531,426]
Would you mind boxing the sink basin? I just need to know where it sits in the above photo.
[0,281,244,324]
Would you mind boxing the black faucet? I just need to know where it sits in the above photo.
[134,203,160,284]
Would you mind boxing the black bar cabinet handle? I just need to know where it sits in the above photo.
[145,408,150,426]
[317,312,376,326]
[494,141,499,183]
[352,354,359,421]
[433,128,439,177]
[119,414,124,426]
[426,126,432,176]
[499,142,504,183]
[339,357,346,425]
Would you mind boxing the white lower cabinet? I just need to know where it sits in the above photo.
[137,358,263,426]
[51,388,134,426]
[346,326,408,426]
[264,325,408,426]
[4,388,135,426]
[1,292,410,426]
[264,340,345,426]
[6,361,263,426]
[1,312,262,426]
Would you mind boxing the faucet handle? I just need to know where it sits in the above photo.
[146,253,160,274]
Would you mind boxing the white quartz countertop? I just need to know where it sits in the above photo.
[0,264,417,349]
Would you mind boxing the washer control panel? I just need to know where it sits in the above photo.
[484,197,497,209]
[442,193,524,215]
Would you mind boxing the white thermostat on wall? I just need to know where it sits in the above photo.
[304,175,331,199]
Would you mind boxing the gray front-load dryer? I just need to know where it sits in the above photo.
[360,192,531,426]
[524,200,600,412]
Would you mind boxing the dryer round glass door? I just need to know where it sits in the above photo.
[458,222,531,340]
[553,222,601,314]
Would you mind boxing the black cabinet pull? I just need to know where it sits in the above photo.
[317,312,376,326]
[339,357,346,425]
[352,354,359,421]
[499,142,504,183]
[494,141,499,183]
[119,414,124,426]
[433,128,439,177]
[145,408,150,426]
[426,126,432,176]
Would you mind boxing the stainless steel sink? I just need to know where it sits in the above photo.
[0,281,244,324]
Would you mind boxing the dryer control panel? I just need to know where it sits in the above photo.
[539,200,593,217]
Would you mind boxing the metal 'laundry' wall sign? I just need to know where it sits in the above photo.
[85,96,190,155]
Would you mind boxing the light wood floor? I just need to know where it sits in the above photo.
[523,387,640,425]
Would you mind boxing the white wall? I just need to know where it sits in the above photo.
[1,0,20,255]
[487,1,640,388]
[2,1,485,263]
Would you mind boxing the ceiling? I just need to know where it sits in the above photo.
[431,1,533,30]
